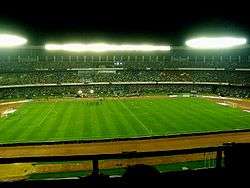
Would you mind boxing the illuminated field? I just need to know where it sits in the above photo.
[0,97,250,144]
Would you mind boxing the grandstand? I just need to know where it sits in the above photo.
[0,45,249,99]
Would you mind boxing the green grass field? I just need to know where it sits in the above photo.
[0,97,250,144]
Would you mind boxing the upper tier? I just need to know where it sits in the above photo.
[0,46,250,71]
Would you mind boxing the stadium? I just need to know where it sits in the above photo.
[0,35,249,185]
[1,41,249,141]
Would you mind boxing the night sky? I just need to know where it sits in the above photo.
[0,1,249,46]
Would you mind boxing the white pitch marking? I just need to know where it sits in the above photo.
[118,100,152,134]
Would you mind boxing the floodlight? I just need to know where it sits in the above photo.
[185,37,247,49]
[45,43,170,52]
[44,44,61,50]
[0,34,27,47]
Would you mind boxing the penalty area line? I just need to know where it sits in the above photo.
[37,102,56,127]
[117,99,152,135]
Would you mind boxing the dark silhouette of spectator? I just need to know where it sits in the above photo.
[122,164,160,184]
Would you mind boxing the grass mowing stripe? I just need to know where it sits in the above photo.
[0,104,38,143]
[80,103,93,139]
[21,102,54,142]
[0,97,249,144]
[61,102,81,140]
[20,103,54,138]
[95,102,113,138]
[54,102,75,140]
[90,103,103,139]
[4,103,52,143]
[106,100,135,138]
[39,101,65,140]
[114,100,149,136]
[72,102,88,139]
[137,99,174,135]
[27,102,58,141]
[153,99,191,134]
[118,99,152,135]
[150,99,181,134]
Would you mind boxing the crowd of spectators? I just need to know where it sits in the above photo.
[0,84,249,99]
[0,50,249,99]
[0,70,249,85]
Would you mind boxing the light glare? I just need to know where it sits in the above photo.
[45,43,170,52]
[0,34,27,47]
[185,37,247,49]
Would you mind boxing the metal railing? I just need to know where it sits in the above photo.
[0,146,224,175]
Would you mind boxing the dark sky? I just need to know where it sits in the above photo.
[0,1,249,45]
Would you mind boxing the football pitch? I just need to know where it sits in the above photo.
[0,97,250,144]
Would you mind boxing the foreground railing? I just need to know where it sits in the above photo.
[0,146,224,176]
